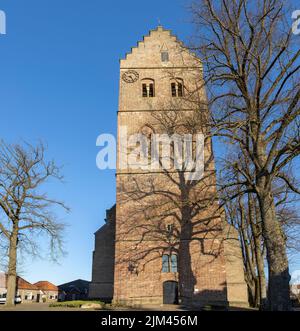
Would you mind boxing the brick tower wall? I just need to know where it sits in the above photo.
[113,27,230,307]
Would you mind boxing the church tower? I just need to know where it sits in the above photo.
[89,26,248,308]
[112,26,248,307]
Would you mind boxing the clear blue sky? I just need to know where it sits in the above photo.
[0,0,299,286]
[0,0,193,285]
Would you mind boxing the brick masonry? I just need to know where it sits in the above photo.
[90,26,248,308]
[89,206,116,301]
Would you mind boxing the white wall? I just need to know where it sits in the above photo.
[0,272,6,289]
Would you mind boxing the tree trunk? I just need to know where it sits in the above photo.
[239,197,258,307]
[252,200,267,310]
[246,278,256,307]
[249,206,267,308]
[258,191,291,311]
[256,245,267,309]
[6,229,18,307]
[178,207,196,306]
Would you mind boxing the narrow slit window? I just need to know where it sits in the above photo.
[167,224,173,233]
[149,133,153,160]
[171,254,178,273]
[161,52,169,62]
[171,83,177,97]
[142,84,148,97]
[178,83,183,97]
[149,83,154,97]
[162,255,170,273]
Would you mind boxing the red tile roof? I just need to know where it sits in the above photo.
[2,273,58,292]
[17,277,39,290]
[34,281,58,291]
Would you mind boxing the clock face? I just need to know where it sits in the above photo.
[122,70,139,83]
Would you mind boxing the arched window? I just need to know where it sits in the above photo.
[142,79,155,98]
[171,78,184,97]
[140,125,155,161]
[162,254,178,273]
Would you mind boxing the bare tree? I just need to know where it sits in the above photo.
[0,140,68,306]
[222,188,267,308]
[220,142,300,309]
[115,108,235,307]
[190,0,300,310]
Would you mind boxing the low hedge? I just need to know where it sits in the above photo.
[49,300,105,308]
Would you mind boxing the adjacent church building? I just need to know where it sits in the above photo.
[89,26,248,308]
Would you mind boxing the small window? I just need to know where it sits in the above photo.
[162,255,170,273]
[142,79,155,98]
[167,224,173,233]
[171,83,177,97]
[161,52,169,62]
[171,79,184,97]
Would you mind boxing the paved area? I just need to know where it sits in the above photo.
[0,303,187,312]
[2,303,297,311]
[0,303,88,311]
